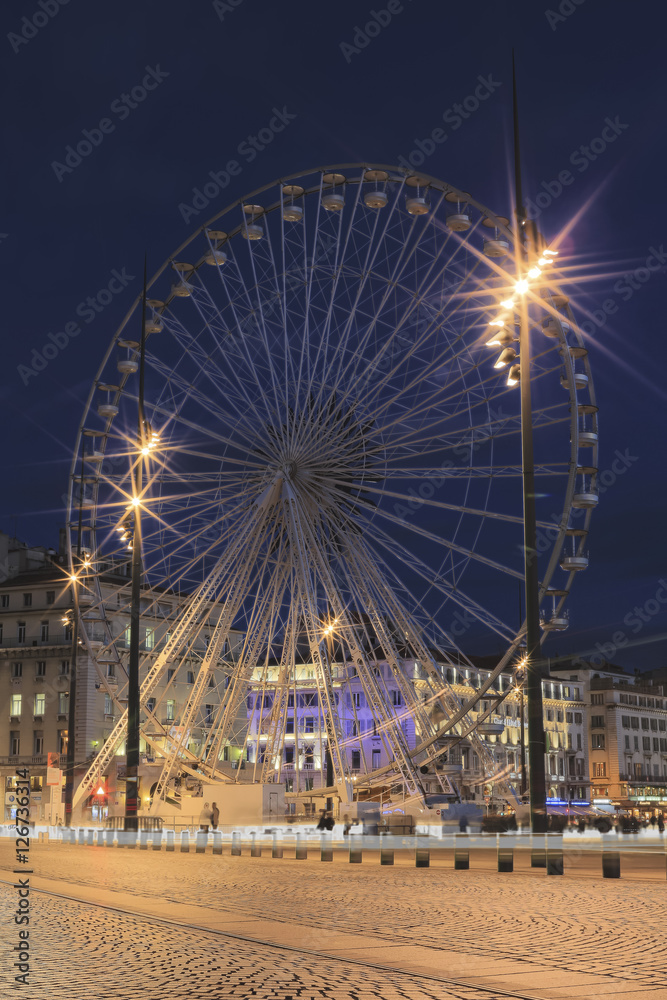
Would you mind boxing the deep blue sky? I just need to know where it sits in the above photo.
[1,0,665,670]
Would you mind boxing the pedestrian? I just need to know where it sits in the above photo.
[343,814,352,836]
[199,802,211,833]
[211,802,220,831]
[658,815,665,835]
[316,809,328,831]
[650,813,657,829]
[458,814,468,833]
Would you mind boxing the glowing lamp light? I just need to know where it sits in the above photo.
[141,447,151,455]
[493,348,517,369]
[527,267,541,279]
[543,249,558,256]
[96,785,105,796]
[507,364,521,387]
[515,279,529,294]
[130,497,141,507]
[488,319,505,327]
[69,573,78,583]
[500,297,515,310]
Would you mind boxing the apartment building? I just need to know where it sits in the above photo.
[552,663,667,812]
[0,532,246,823]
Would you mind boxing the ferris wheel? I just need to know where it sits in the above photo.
[68,164,597,811]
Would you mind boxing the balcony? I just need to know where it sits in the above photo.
[1,632,71,649]
[619,772,667,784]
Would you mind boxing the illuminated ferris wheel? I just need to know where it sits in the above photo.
[68,164,597,810]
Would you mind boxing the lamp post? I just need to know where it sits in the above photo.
[63,451,86,828]
[512,53,548,834]
[124,261,148,833]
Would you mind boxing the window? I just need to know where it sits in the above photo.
[10,732,20,755]
[284,746,294,765]
[557,710,564,723]
[653,738,660,752]
[23,593,32,607]
[624,735,630,749]
[11,662,22,678]
[17,622,26,643]
[621,715,631,728]
[145,628,154,650]
[631,717,640,729]
[634,736,639,750]
[351,749,361,769]
[60,660,70,674]
[577,733,582,750]
[593,762,606,777]
[287,694,294,708]
[33,731,44,755]
[641,718,650,730]
[64,622,72,641]
[0,623,3,643]
[372,749,381,769]
[58,730,68,754]
[204,705,214,725]
[166,700,175,722]
[643,737,651,751]
[659,720,666,732]
[46,591,55,605]
[40,621,49,642]
[58,693,68,714]
[186,671,194,684]
[167,668,175,681]
[146,698,155,713]
[10,694,22,716]
[104,695,113,715]
[106,663,116,679]
[304,716,315,733]
[591,734,605,749]
[660,739,667,752]
[567,734,572,749]
[391,690,402,706]
[34,693,45,716]
[209,676,215,687]
[1,594,8,608]
[566,712,573,724]
[352,692,362,708]
[591,716,605,728]
[650,719,658,731]
[36,661,46,677]
[546,710,553,722]
[591,693,604,705]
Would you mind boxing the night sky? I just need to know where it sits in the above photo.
[1,0,665,670]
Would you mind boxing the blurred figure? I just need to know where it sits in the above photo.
[459,814,469,833]
[211,802,220,831]
[650,813,657,830]
[658,812,665,834]
[577,818,586,834]
[342,814,352,836]
[316,809,328,831]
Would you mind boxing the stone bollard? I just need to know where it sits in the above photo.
[231,832,242,856]
[166,830,175,852]
[546,836,564,876]
[320,836,333,862]
[97,829,105,847]
[195,830,207,854]
[295,833,307,860]
[212,832,222,855]
[180,830,190,853]
[349,836,362,864]
[602,840,621,878]
[105,829,115,848]
[454,834,469,870]
[139,830,149,850]
[530,834,547,868]
[78,829,85,846]
[497,834,514,873]
[272,832,283,859]
[152,829,163,851]
[415,848,430,868]
[250,832,261,857]
[380,847,394,866]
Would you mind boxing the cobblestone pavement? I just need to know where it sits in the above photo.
[2,843,667,998]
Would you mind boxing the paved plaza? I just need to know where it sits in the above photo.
[2,839,667,999]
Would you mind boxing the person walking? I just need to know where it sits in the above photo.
[199,802,211,833]
[211,802,220,831]
[458,814,469,833]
